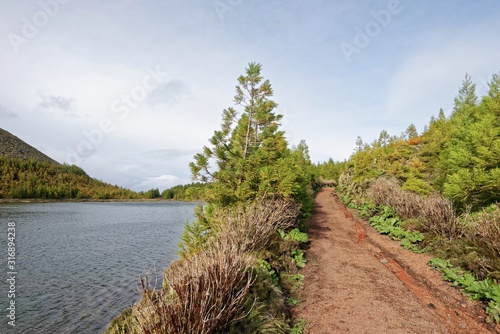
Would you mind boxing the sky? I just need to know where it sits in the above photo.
[1,0,499,192]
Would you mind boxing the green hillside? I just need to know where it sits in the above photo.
[0,157,139,200]
[0,128,139,200]
[318,72,499,280]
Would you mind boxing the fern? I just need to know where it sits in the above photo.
[487,301,500,323]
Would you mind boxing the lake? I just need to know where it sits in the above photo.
[0,201,198,334]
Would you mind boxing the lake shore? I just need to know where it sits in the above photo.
[0,198,201,203]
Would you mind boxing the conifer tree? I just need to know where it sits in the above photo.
[440,73,500,208]
[404,123,418,139]
[190,63,301,205]
[453,73,478,113]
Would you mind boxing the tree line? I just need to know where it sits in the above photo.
[0,157,140,200]
[319,72,499,211]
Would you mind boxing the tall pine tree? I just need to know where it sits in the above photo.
[440,73,500,209]
[190,63,304,205]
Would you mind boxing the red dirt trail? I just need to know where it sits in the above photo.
[294,188,500,334]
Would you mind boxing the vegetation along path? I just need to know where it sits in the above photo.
[295,188,499,333]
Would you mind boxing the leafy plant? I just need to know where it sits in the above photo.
[429,257,500,323]
[286,297,300,306]
[257,259,279,287]
[291,249,307,268]
[368,205,425,253]
[290,318,307,334]
[487,301,500,324]
[357,201,376,218]
[279,228,308,243]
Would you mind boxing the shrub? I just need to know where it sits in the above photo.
[368,177,460,239]
[464,204,500,259]
[109,196,302,333]
[368,177,423,218]
[178,197,300,258]
[418,193,460,239]
[134,240,256,334]
[401,177,434,196]
[212,197,301,253]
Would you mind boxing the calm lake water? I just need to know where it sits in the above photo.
[0,201,198,334]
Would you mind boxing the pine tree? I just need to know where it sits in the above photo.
[404,123,418,140]
[190,63,293,205]
[453,73,478,113]
[440,74,500,209]
[377,130,390,147]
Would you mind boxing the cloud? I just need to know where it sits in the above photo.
[133,174,182,191]
[38,93,75,111]
[147,80,191,108]
[142,148,198,161]
[37,92,77,116]
[0,104,18,118]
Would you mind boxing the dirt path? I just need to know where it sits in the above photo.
[295,188,499,334]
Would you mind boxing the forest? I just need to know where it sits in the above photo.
[0,157,140,200]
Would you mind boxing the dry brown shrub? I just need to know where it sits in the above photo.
[338,168,370,200]
[130,196,301,333]
[212,196,301,253]
[368,177,460,239]
[135,240,256,334]
[367,177,424,218]
[418,194,459,239]
[317,176,337,187]
[465,205,500,259]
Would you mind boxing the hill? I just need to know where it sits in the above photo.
[0,128,139,200]
[0,128,59,165]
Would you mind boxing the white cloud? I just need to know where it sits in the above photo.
[133,175,183,192]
